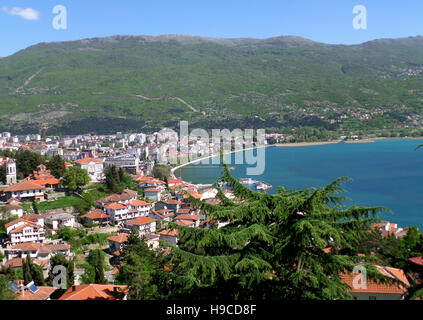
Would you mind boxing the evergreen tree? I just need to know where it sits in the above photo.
[46,155,66,178]
[115,229,171,300]
[23,253,32,285]
[166,163,392,300]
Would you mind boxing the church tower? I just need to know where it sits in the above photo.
[6,159,17,185]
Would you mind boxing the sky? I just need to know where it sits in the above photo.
[0,0,423,57]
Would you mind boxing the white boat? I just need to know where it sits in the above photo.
[240,178,255,184]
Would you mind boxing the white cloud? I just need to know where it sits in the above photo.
[2,6,40,20]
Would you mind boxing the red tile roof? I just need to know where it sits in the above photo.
[130,199,150,206]
[81,210,110,220]
[3,180,46,192]
[59,284,129,300]
[75,157,102,164]
[17,286,57,300]
[104,202,127,210]
[174,214,200,221]
[107,233,129,244]
[125,216,156,226]
[409,256,423,267]
[10,242,43,251]
[340,266,410,295]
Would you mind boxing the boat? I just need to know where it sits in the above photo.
[255,181,272,191]
[240,178,255,184]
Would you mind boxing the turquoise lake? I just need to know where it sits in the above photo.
[180,139,423,229]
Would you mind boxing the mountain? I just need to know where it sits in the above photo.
[2,34,423,135]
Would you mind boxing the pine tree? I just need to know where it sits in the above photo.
[166,163,393,300]
[23,253,32,285]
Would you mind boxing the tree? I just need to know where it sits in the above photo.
[400,226,421,257]
[46,253,74,289]
[62,166,90,191]
[0,165,5,184]
[115,229,171,300]
[0,275,15,300]
[22,253,45,286]
[166,163,390,300]
[46,155,66,178]
[82,250,108,284]
[153,164,171,180]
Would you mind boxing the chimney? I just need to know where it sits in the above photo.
[71,285,76,292]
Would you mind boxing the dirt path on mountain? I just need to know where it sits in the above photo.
[136,93,199,112]
[13,68,43,94]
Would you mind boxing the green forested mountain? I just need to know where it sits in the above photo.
[2,34,423,135]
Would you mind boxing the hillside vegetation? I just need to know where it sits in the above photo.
[2,34,423,136]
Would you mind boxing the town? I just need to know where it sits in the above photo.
[0,130,421,300]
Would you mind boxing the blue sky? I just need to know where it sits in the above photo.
[1,0,422,57]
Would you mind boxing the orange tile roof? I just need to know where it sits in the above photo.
[107,233,129,244]
[59,284,129,300]
[125,216,156,226]
[104,202,127,210]
[10,242,43,251]
[5,218,37,230]
[75,157,102,164]
[130,199,150,206]
[341,266,410,295]
[3,180,46,192]
[17,286,57,300]
[81,210,110,220]
[31,178,59,186]
[174,214,200,221]
[158,229,178,236]
[175,220,195,226]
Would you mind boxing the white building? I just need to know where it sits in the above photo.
[75,157,104,182]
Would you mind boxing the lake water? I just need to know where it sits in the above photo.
[180,139,423,229]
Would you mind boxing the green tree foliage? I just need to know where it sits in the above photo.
[0,207,18,235]
[22,253,45,286]
[115,230,171,300]
[0,165,5,184]
[82,250,108,284]
[62,166,90,191]
[46,253,75,289]
[46,155,66,178]
[153,165,171,180]
[0,150,46,179]
[0,274,16,300]
[400,226,421,258]
[104,165,140,193]
[166,163,390,300]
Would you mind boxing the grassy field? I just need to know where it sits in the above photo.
[38,196,81,211]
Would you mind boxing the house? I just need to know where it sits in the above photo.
[5,218,45,246]
[158,229,178,246]
[44,211,75,230]
[144,188,162,201]
[155,199,181,214]
[371,222,409,239]
[2,198,24,217]
[174,214,200,227]
[26,164,59,190]
[2,180,46,202]
[9,280,57,300]
[81,209,110,226]
[167,178,183,187]
[340,265,410,300]
[200,188,218,200]
[59,284,129,300]
[104,203,130,224]
[75,157,104,182]
[124,216,156,236]
[108,233,129,257]
[5,242,71,261]
[104,154,139,174]
[96,189,137,207]
[128,199,151,217]
[149,209,174,222]
[141,233,160,249]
